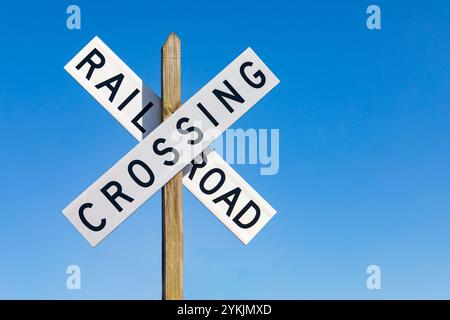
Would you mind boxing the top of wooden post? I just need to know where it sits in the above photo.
[161,33,181,120]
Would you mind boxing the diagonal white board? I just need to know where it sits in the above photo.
[63,37,279,246]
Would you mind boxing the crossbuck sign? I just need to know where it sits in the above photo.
[63,36,279,247]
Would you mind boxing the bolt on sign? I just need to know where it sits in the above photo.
[63,36,280,247]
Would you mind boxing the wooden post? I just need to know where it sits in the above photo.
[161,33,183,300]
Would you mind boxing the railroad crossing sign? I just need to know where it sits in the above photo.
[63,33,279,299]
[63,36,278,246]
[62,34,279,250]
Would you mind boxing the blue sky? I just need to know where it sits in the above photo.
[1,0,450,299]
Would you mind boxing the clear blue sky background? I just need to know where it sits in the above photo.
[1,0,449,299]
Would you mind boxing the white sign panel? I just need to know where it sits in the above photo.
[63,38,279,246]
[183,150,276,244]
[64,37,160,140]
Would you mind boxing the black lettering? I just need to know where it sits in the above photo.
[196,102,219,127]
[118,88,140,111]
[199,168,225,195]
[100,181,134,212]
[153,138,179,166]
[188,153,208,180]
[240,61,266,89]
[212,80,245,113]
[131,100,154,134]
[95,73,124,102]
[75,48,105,80]
[213,187,241,217]
[176,117,203,145]
[233,200,261,229]
[128,159,155,188]
[78,203,106,232]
